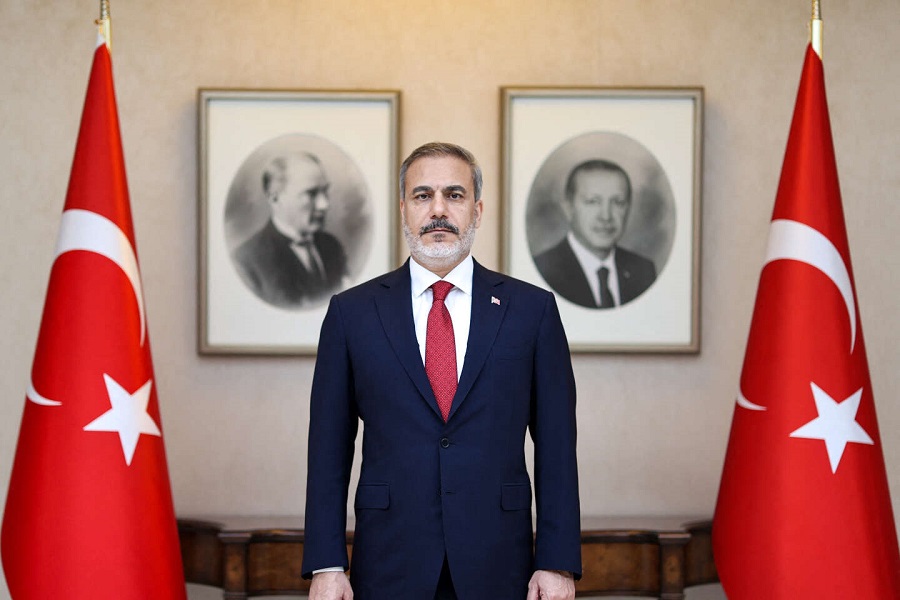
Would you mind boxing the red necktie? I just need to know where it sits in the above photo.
[425,281,457,421]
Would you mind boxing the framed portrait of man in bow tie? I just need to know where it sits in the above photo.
[198,89,399,355]
[225,139,359,312]
[501,87,703,353]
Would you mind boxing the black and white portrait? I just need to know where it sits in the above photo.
[527,131,676,309]
[224,134,372,311]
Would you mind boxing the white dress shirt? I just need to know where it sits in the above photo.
[409,254,473,379]
[567,232,620,307]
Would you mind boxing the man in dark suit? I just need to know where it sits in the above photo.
[302,143,581,600]
[232,152,347,309]
[534,159,656,309]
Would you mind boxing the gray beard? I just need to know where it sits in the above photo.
[403,218,477,273]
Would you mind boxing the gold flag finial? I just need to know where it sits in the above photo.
[810,0,823,58]
[96,0,111,50]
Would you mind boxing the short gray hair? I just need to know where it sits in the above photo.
[399,142,483,201]
[262,152,321,196]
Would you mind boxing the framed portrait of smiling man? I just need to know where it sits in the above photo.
[199,89,399,355]
[501,87,703,352]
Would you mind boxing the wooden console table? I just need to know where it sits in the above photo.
[178,516,717,599]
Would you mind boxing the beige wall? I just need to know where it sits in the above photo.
[2,1,898,598]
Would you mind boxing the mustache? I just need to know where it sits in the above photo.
[419,218,459,236]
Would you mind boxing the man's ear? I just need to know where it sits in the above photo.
[473,200,484,228]
[559,198,573,221]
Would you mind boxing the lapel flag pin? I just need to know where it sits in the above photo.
[491,296,501,306]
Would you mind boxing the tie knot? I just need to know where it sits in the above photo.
[431,281,453,302]
[597,266,610,281]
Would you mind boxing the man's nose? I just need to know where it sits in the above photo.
[314,191,330,211]
[597,198,612,220]
[431,193,448,217]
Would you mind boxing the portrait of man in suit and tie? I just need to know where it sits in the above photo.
[533,159,657,309]
[231,151,349,310]
[302,142,581,600]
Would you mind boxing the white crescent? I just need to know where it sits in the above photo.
[26,209,146,407]
[737,219,856,412]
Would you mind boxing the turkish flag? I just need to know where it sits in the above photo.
[712,45,900,598]
[1,35,186,598]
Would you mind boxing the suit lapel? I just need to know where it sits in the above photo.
[615,249,636,304]
[449,261,507,421]
[561,240,596,307]
[374,261,443,420]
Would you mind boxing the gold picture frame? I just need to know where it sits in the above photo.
[198,89,400,355]
[501,87,703,352]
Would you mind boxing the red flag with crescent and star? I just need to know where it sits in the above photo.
[712,44,900,598]
[1,32,186,598]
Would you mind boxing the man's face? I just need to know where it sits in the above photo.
[400,155,483,274]
[564,168,631,259]
[269,156,330,240]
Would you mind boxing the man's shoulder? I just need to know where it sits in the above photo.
[331,262,407,302]
[534,237,571,259]
[233,221,281,265]
[533,238,577,270]
[474,261,554,300]
[615,246,656,273]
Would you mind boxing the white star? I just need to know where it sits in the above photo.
[789,382,873,474]
[83,374,161,466]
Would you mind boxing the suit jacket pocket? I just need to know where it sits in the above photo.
[355,483,390,509]
[501,483,532,511]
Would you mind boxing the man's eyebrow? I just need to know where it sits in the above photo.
[409,184,468,196]
[302,183,330,194]
[410,185,434,195]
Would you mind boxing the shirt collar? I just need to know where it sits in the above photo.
[567,231,616,272]
[409,255,474,298]
[271,215,313,244]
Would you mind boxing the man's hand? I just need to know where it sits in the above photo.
[309,571,353,600]
[526,569,575,600]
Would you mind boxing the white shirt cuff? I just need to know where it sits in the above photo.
[312,567,345,574]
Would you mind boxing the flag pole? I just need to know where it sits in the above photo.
[96,0,111,49]
[810,0,823,58]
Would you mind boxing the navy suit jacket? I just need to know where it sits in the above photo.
[302,259,581,600]
[533,238,656,309]
[232,220,347,309]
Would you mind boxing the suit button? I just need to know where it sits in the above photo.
[440,437,450,448]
